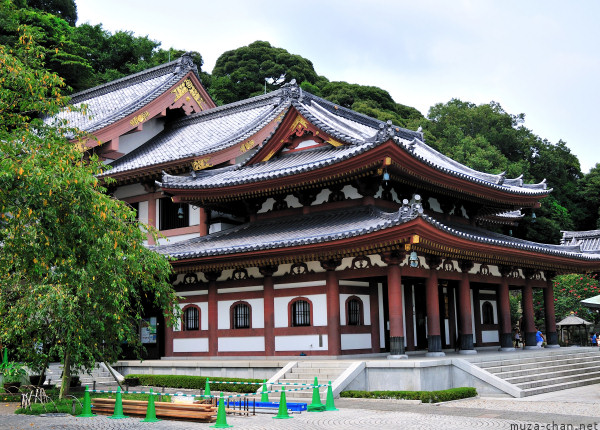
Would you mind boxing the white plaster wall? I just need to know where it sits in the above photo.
[218,336,265,352]
[284,194,302,208]
[274,294,327,327]
[178,290,207,297]
[190,205,200,226]
[218,286,263,294]
[312,188,331,205]
[119,117,165,155]
[275,335,328,352]
[342,184,361,199]
[339,294,371,326]
[173,338,208,353]
[339,281,370,287]
[218,298,264,329]
[428,197,443,213]
[138,201,148,223]
[199,302,209,330]
[209,222,236,234]
[157,232,199,245]
[114,184,146,200]
[274,280,326,290]
[341,333,372,350]
[482,330,500,343]
[257,198,275,213]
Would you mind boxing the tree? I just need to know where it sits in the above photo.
[576,163,600,230]
[26,0,77,26]
[0,23,179,398]
[211,41,319,104]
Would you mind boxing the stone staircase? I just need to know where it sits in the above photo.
[42,362,120,388]
[473,348,600,397]
[271,361,354,401]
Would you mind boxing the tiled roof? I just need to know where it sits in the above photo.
[153,202,599,262]
[107,95,286,175]
[154,203,423,259]
[561,230,600,253]
[49,54,201,133]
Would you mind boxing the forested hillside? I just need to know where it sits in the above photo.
[2,0,599,246]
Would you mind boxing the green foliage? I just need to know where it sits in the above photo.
[509,291,522,329]
[0,361,27,383]
[577,163,600,230]
[26,0,77,26]
[340,387,477,403]
[534,274,600,326]
[124,374,261,394]
[212,41,319,104]
[0,24,179,399]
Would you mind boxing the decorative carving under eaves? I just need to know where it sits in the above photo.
[183,273,198,284]
[478,264,490,276]
[498,265,512,277]
[204,270,221,282]
[232,268,251,280]
[442,259,457,272]
[509,268,521,279]
[544,270,557,281]
[273,195,289,211]
[320,258,342,271]
[259,265,279,277]
[381,183,392,201]
[355,177,380,198]
[328,184,345,203]
[380,250,405,266]
[351,256,372,270]
[425,255,442,270]
[294,190,317,207]
[438,197,455,215]
[523,268,542,280]
[289,262,309,276]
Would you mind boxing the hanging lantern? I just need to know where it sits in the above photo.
[409,251,419,268]
[531,211,537,223]
[177,206,184,219]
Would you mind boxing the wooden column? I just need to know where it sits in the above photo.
[425,255,443,356]
[321,259,342,356]
[497,266,515,350]
[458,260,476,353]
[522,279,537,348]
[260,265,278,356]
[199,207,208,236]
[206,271,221,356]
[544,271,559,347]
[369,281,381,353]
[382,251,406,357]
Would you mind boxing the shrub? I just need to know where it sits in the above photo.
[124,374,261,394]
[340,387,476,403]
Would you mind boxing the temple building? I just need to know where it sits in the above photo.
[59,54,600,359]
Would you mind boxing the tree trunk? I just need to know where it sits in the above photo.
[59,350,71,399]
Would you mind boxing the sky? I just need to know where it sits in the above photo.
[77,1,600,173]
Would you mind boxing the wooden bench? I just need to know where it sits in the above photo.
[91,398,217,422]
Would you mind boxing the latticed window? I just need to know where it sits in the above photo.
[482,301,494,325]
[347,298,362,326]
[233,303,250,329]
[184,307,199,330]
[292,300,310,327]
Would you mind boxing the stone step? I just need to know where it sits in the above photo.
[289,367,347,374]
[506,366,597,385]
[515,372,599,390]
[521,375,600,397]
[495,360,600,380]
[296,362,351,369]
[284,372,342,380]
[476,351,598,369]
[482,354,600,374]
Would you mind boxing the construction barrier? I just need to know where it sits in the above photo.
[272,387,291,420]
[107,387,128,419]
[77,386,95,417]
[211,392,233,428]
[141,388,161,422]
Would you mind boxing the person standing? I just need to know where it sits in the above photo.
[592,332,597,346]
[514,329,521,348]
[535,327,545,347]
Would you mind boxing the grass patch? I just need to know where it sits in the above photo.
[340,387,477,403]
[125,374,262,394]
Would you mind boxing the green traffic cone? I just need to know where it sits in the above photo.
[272,387,292,419]
[107,386,128,419]
[210,392,233,428]
[77,386,95,417]
[141,388,161,422]
[307,377,325,412]
[325,381,338,411]
[205,377,212,398]
[261,379,268,402]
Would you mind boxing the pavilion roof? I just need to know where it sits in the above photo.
[153,201,598,268]
[49,54,205,134]
[556,314,593,326]
[561,230,600,253]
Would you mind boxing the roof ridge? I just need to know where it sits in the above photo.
[69,54,196,104]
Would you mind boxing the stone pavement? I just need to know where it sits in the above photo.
[1,386,599,430]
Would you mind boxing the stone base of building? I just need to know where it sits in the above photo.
[387,354,409,359]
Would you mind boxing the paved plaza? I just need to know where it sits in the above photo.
[1,384,599,430]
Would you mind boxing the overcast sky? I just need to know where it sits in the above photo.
[77,1,600,173]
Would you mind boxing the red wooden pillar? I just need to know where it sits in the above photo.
[544,271,559,347]
[497,266,514,350]
[404,283,415,352]
[369,281,381,353]
[458,260,476,353]
[522,280,537,348]
[321,259,341,355]
[206,271,220,356]
[387,264,406,356]
[165,326,174,356]
[260,265,278,356]
[199,207,208,236]
[425,269,444,356]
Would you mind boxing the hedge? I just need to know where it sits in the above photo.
[340,387,477,403]
[124,374,262,394]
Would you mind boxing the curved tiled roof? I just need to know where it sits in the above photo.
[561,230,600,253]
[49,54,201,133]
[153,203,599,262]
